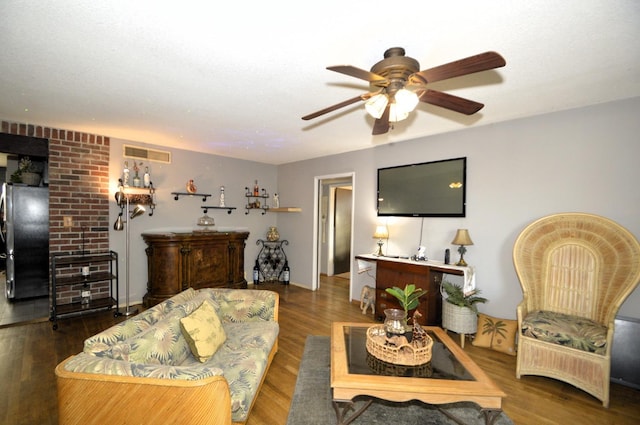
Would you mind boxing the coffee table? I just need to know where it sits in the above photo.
[331,322,506,425]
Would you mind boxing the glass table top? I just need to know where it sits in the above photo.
[343,325,474,381]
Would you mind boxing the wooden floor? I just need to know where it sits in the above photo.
[0,275,638,425]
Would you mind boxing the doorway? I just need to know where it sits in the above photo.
[312,173,354,294]
[0,133,49,327]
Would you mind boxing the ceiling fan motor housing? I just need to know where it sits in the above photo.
[370,47,420,95]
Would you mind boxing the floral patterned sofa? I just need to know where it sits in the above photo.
[55,287,279,425]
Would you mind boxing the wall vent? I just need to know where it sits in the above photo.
[123,145,171,164]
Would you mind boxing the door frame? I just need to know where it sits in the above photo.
[312,172,355,292]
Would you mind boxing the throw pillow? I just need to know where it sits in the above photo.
[472,313,517,356]
[180,300,227,363]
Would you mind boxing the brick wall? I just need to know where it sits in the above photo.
[1,120,111,303]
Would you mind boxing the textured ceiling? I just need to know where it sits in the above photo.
[1,1,639,165]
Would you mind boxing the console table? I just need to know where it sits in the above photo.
[142,231,249,307]
[355,254,470,327]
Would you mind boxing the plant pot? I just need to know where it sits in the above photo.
[21,172,41,186]
[442,301,478,334]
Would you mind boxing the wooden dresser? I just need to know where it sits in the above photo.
[142,231,249,307]
[356,254,467,326]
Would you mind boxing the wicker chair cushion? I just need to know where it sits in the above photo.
[521,310,607,355]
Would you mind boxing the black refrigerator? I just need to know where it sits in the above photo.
[1,183,49,299]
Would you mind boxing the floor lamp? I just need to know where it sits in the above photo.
[114,184,148,316]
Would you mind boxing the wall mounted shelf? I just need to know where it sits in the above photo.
[201,206,236,215]
[245,187,270,215]
[268,207,301,212]
[172,192,211,202]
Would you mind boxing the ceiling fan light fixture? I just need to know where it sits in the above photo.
[393,88,419,115]
[364,93,388,119]
[389,102,409,122]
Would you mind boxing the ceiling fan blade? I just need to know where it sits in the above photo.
[372,105,390,135]
[410,51,506,84]
[417,89,484,115]
[327,65,388,85]
[302,95,368,121]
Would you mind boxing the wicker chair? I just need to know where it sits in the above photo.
[513,213,640,407]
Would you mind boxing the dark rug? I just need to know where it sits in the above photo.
[286,336,514,425]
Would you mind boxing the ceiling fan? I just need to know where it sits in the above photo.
[302,47,506,135]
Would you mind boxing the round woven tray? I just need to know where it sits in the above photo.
[365,325,433,366]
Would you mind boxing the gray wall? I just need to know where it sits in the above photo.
[276,96,640,320]
[108,96,639,320]
[109,141,278,306]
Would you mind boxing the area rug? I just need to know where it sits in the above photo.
[286,336,514,425]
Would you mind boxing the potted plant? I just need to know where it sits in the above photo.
[384,284,426,336]
[441,280,488,346]
[10,156,41,185]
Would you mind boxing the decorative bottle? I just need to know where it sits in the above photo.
[132,162,141,187]
[219,186,225,207]
[253,260,260,285]
[253,180,259,196]
[143,167,151,188]
[123,161,130,187]
[282,261,290,285]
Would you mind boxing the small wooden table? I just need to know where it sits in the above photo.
[331,322,505,425]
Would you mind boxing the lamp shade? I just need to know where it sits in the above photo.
[451,229,474,246]
[394,88,419,114]
[388,102,409,122]
[365,93,389,119]
[130,205,146,220]
[113,213,124,231]
[373,225,389,240]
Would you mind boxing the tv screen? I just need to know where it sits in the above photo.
[377,157,466,217]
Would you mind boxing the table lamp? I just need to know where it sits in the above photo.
[451,229,474,266]
[373,225,389,256]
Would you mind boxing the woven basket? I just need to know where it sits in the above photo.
[442,301,478,334]
[365,325,433,366]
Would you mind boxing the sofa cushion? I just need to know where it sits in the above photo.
[84,288,198,355]
[203,288,278,323]
[521,310,607,354]
[181,320,279,423]
[180,300,227,362]
[109,308,193,366]
[63,352,225,380]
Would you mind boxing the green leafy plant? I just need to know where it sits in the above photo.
[441,280,488,313]
[10,156,39,183]
[385,284,427,321]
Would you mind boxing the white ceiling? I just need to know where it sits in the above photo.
[1,1,639,165]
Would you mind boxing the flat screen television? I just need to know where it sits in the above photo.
[377,157,466,217]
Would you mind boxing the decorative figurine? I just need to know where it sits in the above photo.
[219,186,225,207]
[186,179,197,194]
[360,285,375,315]
[273,193,279,208]
[266,226,280,241]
